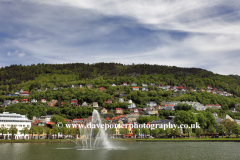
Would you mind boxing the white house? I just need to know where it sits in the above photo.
[31,99,37,103]
[132,87,139,91]
[41,99,46,103]
[20,91,29,96]
[142,83,148,87]
[93,102,98,108]
[128,99,133,103]
[131,83,137,86]
[142,88,149,91]
[111,84,116,87]
[119,98,124,102]
[193,105,206,111]
[146,101,157,108]
[12,100,18,104]
[0,112,31,140]
[128,103,136,109]
[71,85,75,88]
[123,82,127,86]
[82,102,88,106]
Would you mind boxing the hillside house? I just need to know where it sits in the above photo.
[93,102,98,108]
[12,100,18,104]
[47,99,58,107]
[116,108,123,114]
[104,99,112,103]
[71,99,78,105]
[31,99,37,103]
[41,99,46,103]
[146,101,157,108]
[131,83,137,86]
[101,108,108,114]
[132,87,139,91]
[82,102,88,106]
[123,82,127,86]
[20,91,29,96]
[22,99,28,103]
[119,98,124,102]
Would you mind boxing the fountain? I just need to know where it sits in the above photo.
[75,109,113,149]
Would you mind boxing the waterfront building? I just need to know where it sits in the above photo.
[0,112,31,139]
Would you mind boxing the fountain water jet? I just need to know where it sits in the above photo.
[77,109,113,149]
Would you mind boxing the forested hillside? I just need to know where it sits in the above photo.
[1,63,240,120]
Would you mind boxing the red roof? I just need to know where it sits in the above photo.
[116,108,122,110]
[22,99,28,101]
[65,119,71,121]
[22,91,29,94]
[106,118,110,120]
[73,119,83,121]
[47,122,55,125]
[132,87,139,88]
[41,99,46,101]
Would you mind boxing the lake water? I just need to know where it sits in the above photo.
[0,141,239,160]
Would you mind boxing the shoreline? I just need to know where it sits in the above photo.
[1,138,240,143]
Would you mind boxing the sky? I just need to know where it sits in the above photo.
[0,0,240,75]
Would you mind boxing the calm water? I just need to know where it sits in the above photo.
[0,141,239,160]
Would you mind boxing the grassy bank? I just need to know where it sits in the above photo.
[0,139,73,143]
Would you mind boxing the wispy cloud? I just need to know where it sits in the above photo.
[0,0,240,75]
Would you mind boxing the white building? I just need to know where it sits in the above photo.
[31,99,37,103]
[119,98,124,102]
[0,112,31,140]
[128,103,136,109]
[146,101,157,108]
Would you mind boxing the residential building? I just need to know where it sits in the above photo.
[87,84,93,89]
[142,88,149,91]
[128,99,132,103]
[111,84,116,87]
[116,108,123,114]
[128,103,136,109]
[71,99,78,105]
[132,87,139,91]
[100,87,105,91]
[20,91,29,96]
[93,102,98,108]
[0,112,31,140]
[123,82,127,86]
[31,99,37,103]
[131,83,137,86]
[104,99,112,103]
[142,83,148,87]
[101,108,108,114]
[119,98,124,102]
[146,101,157,108]
[12,100,18,104]
[82,102,88,106]
[22,99,28,103]
[47,99,58,107]
[41,99,46,103]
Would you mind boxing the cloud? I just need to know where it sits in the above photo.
[6,50,26,58]
[0,0,240,75]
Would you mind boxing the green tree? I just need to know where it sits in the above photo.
[174,111,197,126]
[232,124,240,138]
[52,126,59,139]
[164,128,171,138]
[120,128,129,138]
[221,119,237,134]
[208,125,216,134]
[132,128,140,138]
[170,127,181,138]
[29,126,37,139]
[0,126,8,140]
[37,127,43,139]
[8,125,18,140]
[20,127,29,140]
[184,127,192,138]
[151,127,160,138]
[217,124,227,138]
[140,128,149,138]
[195,128,203,138]
[45,127,52,139]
